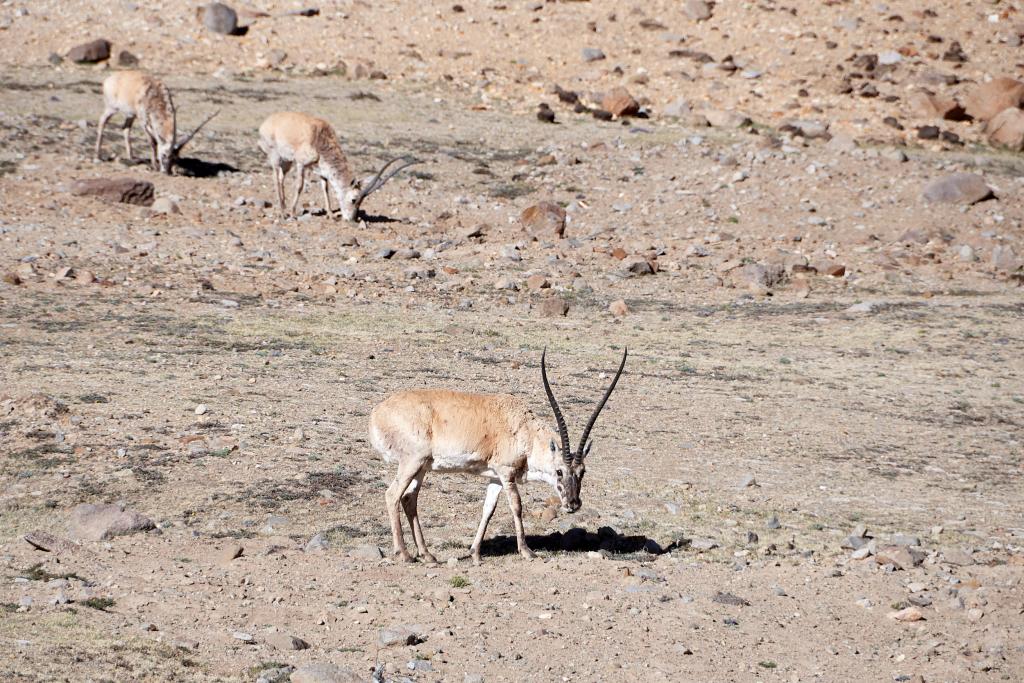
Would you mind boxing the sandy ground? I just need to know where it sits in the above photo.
[1,1,1024,681]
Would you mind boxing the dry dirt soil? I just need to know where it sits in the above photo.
[1,1,1023,682]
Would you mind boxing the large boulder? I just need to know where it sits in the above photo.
[67,39,111,64]
[71,178,155,206]
[68,503,154,541]
[963,77,1024,122]
[986,107,1024,151]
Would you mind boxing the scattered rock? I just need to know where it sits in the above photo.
[202,3,239,35]
[304,533,328,552]
[581,48,605,63]
[233,631,255,644]
[712,592,750,606]
[609,299,629,316]
[875,545,925,570]
[266,633,310,651]
[986,107,1024,151]
[217,544,244,563]
[67,39,111,64]
[922,174,993,205]
[704,109,751,128]
[151,197,180,215]
[536,103,555,124]
[291,663,364,683]
[68,503,155,542]
[908,92,968,121]
[71,178,155,206]
[690,538,719,551]
[890,606,925,622]
[684,0,713,22]
[663,98,691,118]
[738,474,757,488]
[538,297,569,317]
[347,545,384,561]
[941,547,974,566]
[620,255,654,276]
[116,50,139,68]
[520,201,566,238]
[963,77,1024,122]
[602,87,640,118]
[992,245,1022,272]
[378,624,426,648]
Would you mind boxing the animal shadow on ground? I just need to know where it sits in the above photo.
[358,211,403,224]
[175,156,240,177]
[478,525,675,559]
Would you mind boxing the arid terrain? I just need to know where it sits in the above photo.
[1,1,1023,682]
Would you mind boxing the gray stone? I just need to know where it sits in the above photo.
[766,516,781,530]
[738,474,758,488]
[663,98,691,118]
[922,174,993,204]
[581,48,606,62]
[690,538,719,551]
[304,533,328,552]
[620,255,654,276]
[942,547,975,566]
[68,503,154,541]
[841,535,869,550]
[875,545,925,570]
[291,663,364,683]
[890,534,921,547]
[378,624,426,647]
[684,0,713,21]
[992,245,1022,272]
[347,545,384,560]
[265,632,309,651]
[202,3,238,35]
[704,109,752,128]
[786,119,830,139]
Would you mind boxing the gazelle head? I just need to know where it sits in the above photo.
[167,109,219,174]
[541,348,628,514]
[342,155,420,221]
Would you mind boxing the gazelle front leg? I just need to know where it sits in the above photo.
[385,458,424,563]
[501,477,536,560]
[469,480,503,566]
[320,177,334,216]
[95,108,115,160]
[147,132,158,171]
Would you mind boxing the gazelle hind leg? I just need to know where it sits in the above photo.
[289,162,306,217]
[385,457,424,562]
[501,477,535,559]
[401,468,437,564]
[469,481,502,566]
[95,108,115,160]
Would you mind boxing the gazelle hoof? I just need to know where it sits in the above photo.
[421,553,439,565]
[520,549,537,560]
[395,550,415,563]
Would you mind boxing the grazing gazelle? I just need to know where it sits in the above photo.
[370,348,627,565]
[95,71,218,174]
[257,111,418,221]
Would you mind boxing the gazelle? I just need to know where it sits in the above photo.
[95,70,218,174]
[369,349,627,565]
[257,111,418,221]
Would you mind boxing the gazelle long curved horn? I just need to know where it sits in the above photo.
[541,348,572,464]
[174,109,220,154]
[575,348,627,461]
[359,155,420,199]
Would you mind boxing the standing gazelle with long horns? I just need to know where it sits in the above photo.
[258,112,419,221]
[369,348,627,565]
[95,71,218,174]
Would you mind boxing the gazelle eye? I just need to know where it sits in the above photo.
[556,469,563,477]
